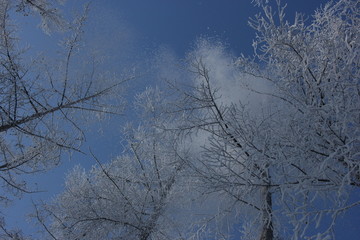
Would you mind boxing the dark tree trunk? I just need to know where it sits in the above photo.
[260,189,273,240]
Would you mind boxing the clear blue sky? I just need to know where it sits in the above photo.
[6,0,360,239]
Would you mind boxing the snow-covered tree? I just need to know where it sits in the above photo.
[0,1,128,238]
[171,0,360,239]
[34,0,359,239]
[11,0,66,33]
[36,87,191,240]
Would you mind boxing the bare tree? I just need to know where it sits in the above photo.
[0,1,129,238]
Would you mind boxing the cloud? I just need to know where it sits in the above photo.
[187,38,274,118]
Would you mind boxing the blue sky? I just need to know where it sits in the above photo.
[5,0,360,239]
[90,0,330,57]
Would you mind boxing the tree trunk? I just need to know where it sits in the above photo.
[259,188,273,240]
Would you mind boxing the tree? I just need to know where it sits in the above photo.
[33,0,359,239]
[0,1,128,238]
[12,0,66,34]
[169,0,359,239]
[35,87,189,240]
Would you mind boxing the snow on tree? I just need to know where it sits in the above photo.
[13,0,66,33]
[0,1,129,238]
[34,0,359,239]
[170,0,360,239]
[35,87,194,240]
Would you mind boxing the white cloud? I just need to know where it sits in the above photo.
[188,38,274,118]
